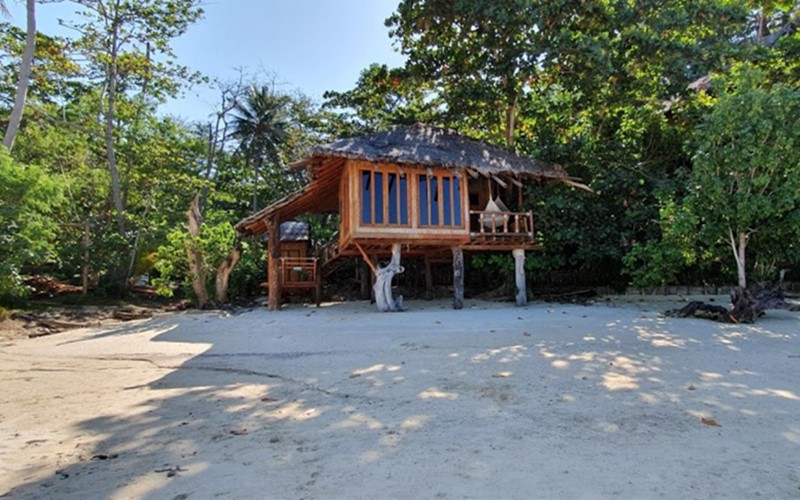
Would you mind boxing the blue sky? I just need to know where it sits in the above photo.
[6,0,406,122]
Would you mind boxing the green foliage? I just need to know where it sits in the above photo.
[322,64,440,134]
[470,253,515,284]
[688,64,800,285]
[623,198,700,287]
[152,211,236,300]
[0,147,63,301]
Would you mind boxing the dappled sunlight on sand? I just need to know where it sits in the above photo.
[471,345,527,364]
[419,387,459,400]
[3,300,799,499]
[334,412,384,430]
[783,427,800,445]
[602,372,639,391]
[113,461,210,500]
[265,399,325,422]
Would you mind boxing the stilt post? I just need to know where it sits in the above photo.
[452,246,464,310]
[424,255,434,300]
[266,217,282,311]
[512,248,526,306]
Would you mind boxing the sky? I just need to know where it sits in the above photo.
[6,0,407,122]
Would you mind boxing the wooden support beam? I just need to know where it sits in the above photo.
[358,258,371,300]
[266,217,282,311]
[354,241,378,275]
[512,248,527,306]
[560,178,594,192]
[490,175,508,189]
[467,168,480,179]
[507,176,523,188]
[452,246,464,310]
[315,259,322,307]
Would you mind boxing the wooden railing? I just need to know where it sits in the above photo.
[470,210,534,236]
[280,257,318,288]
[318,232,340,266]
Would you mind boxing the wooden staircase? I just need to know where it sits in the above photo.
[318,233,348,277]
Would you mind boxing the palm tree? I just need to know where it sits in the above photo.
[230,85,289,212]
[3,0,36,151]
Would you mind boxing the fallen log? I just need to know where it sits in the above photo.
[665,301,734,323]
[35,318,90,330]
[112,310,153,321]
[666,286,800,323]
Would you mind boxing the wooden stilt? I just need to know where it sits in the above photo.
[358,258,370,300]
[266,217,282,311]
[315,259,322,307]
[424,255,434,300]
[452,246,464,310]
[513,248,526,306]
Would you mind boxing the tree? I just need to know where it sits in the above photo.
[322,63,439,134]
[3,0,35,150]
[0,146,63,301]
[689,65,800,289]
[387,0,566,147]
[230,84,289,212]
[65,0,203,236]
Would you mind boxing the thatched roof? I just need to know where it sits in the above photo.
[294,123,568,180]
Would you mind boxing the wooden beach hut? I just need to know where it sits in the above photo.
[235,123,584,311]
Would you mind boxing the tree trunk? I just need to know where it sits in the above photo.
[252,155,262,212]
[104,11,125,236]
[3,0,35,151]
[186,196,208,308]
[374,243,404,312]
[729,228,748,289]
[215,244,241,304]
[513,248,527,306]
[504,92,519,148]
[81,221,90,296]
[452,247,464,310]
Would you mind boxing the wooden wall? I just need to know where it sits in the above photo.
[341,160,470,245]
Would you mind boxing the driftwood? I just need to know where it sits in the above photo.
[374,244,404,312]
[24,276,83,297]
[666,287,800,323]
[112,309,153,321]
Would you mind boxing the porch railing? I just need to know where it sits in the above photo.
[280,257,318,288]
[469,210,534,239]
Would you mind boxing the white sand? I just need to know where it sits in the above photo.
[1,297,798,499]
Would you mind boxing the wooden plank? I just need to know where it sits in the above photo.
[490,175,508,189]
[354,241,378,275]
[266,217,282,311]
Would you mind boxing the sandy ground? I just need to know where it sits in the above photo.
[0,297,799,499]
